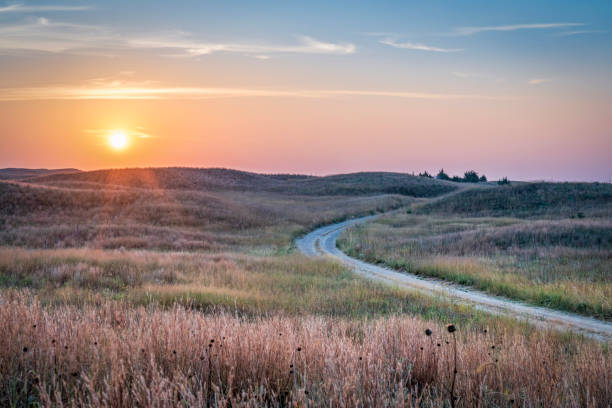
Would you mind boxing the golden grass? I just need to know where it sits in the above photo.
[1,293,610,407]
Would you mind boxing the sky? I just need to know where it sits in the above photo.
[0,1,611,181]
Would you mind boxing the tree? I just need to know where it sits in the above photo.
[436,169,450,181]
[419,171,433,178]
[498,177,510,185]
[463,170,480,183]
[479,175,487,182]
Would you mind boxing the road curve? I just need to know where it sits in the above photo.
[296,215,612,342]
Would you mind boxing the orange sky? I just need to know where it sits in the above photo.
[1,1,611,181]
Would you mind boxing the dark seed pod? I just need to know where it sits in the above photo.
[446,324,456,333]
[425,329,432,336]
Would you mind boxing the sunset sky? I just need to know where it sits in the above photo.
[1,1,611,181]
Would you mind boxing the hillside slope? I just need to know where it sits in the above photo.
[29,168,457,197]
[418,182,612,218]
[0,168,80,180]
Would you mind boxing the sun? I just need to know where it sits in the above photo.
[108,130,129,150]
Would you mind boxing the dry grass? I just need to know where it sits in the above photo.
[28,167,458,197]
[418,182,612,218]
[339,213,612,318]
[0,181,411,251]
[1,293,610,407]
[2,171,611,406]
[0,247,499,323]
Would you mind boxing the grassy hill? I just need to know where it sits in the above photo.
[0,179,411,250]
[29,167,458,197]
[418,182,612,218]
[0,167,80,180]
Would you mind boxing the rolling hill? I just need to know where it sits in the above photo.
[0,168,80,180]
[27,167,458,197]
[418,182,612,218]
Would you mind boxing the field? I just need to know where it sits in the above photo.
[339,183,612,318]
[1,169,611,407]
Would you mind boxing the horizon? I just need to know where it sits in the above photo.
[1,1,611,181]
[2,165,610,184]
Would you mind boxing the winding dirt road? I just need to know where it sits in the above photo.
[296,215,612,342]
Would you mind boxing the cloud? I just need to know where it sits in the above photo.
[555,30,606,36]
[0,84,507,101]
[0,19,355,57]
[128,35,356,57]
[0,3,92,13]
[85,127,153,139]
[528,78,552,85]
[0,17,113,54]
[454,23,583,36]
[380,38,461,52]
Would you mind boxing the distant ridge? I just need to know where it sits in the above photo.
[25,167,458,197]
[0,168,81,180]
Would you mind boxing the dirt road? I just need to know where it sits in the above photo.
[296,215,612,341]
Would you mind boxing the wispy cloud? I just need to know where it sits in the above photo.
[0,17,113,54]
[128,35,356,57]
[0,3,92,13]
[85,127,153,139]
[380,38,462,52]
[454,23,583,36]
[0,84,507,101]
[0,19,355,57]
[555,29,606,36]
[528,78,552,85]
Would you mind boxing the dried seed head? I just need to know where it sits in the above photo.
[23,347,28,353]
[297,347,302,352]
[425,329,432,336]
[446,324,456,333]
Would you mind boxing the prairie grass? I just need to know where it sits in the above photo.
[0,181,410,251]
[1,293,610,407]
[339,213,612,318]
[418,182,612,218]
[2,171,611,406]
[0,247,499,324]
[29,167,458,197]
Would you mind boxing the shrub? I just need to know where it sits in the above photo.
[463,171,480,183]
[436,169,451,181]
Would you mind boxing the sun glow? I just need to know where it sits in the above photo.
[109,130,128,150]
